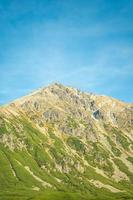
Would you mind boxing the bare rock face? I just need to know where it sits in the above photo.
[8,82,132,131]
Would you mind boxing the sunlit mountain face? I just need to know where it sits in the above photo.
[0,83,133,200]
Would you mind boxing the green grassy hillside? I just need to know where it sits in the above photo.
[0,83,133,199]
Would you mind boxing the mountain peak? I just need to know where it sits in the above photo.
[44,82,68,92]
[0,83,133,200]
[48,82,64,88]
[2,82,131,131]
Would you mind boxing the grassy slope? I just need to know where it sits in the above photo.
[0,114,133,200]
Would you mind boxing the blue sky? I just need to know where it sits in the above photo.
[0,0,133,104]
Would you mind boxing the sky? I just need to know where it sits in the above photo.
[0,0,133,105]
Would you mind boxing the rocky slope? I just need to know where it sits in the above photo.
[0,83,133,200]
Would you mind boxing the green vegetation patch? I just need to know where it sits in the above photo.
[111,128,130,150]
[106,136,121,156]
[127,156,133,164]
[67,116,79,129]
[67,136,85,153]
[113,158,133,183]
[85,143,114,176]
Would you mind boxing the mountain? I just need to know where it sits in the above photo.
[0,83,133,200]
